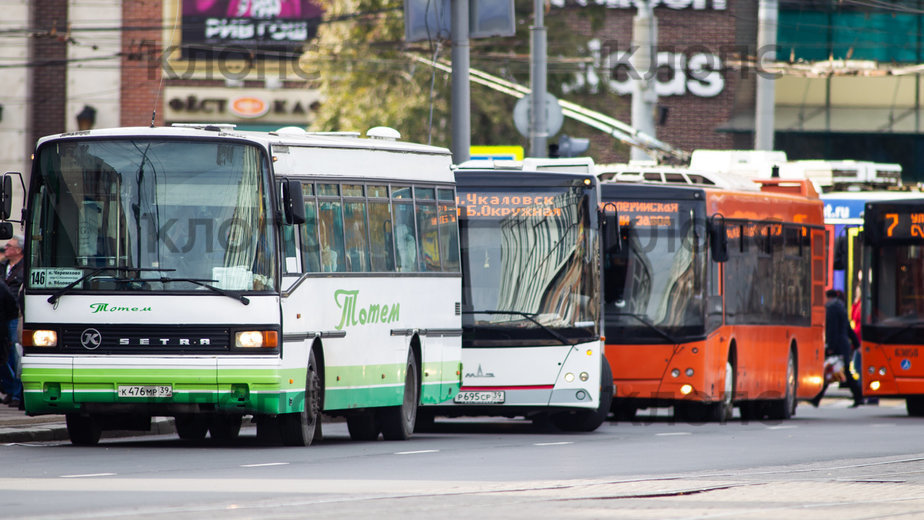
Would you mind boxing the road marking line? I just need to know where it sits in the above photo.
[240,463,290,468]
[766,425,798,430]
[656,432,691,436]
[534,442,574,446]
[60,473,116,478]
[870,423,896,428]
[394,450,439,455]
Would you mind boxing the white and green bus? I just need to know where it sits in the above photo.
[1,124,462,445]
[416,159,611,432]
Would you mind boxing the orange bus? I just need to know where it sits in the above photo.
[860,198,924,415]
[600,178,826,422]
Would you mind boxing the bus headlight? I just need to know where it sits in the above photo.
[671,369,680,378]
[870,381,881,391]
[680,384,693,395]
[564,372,575,383]
[879,367,887,376]
[31,330,58,347]
[579,372,589,382]
[685,368,695,377]
[235,331,278,348]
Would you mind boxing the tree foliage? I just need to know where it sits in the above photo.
[305,0,627,157]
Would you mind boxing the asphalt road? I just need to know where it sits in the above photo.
[2,399,923,520]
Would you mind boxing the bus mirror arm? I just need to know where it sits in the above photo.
[709,214,728,263]
[601,202,622,252]
[282,179,306,225]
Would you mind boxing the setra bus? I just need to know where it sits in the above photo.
[600,176,827,421]
[860,198,924,415]
[416,159,611,431]
[1,124,462,445]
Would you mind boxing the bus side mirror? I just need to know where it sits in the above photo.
[282,179,306,225]
[601,203,621,252]
[709,215,728,263]
[0,223,11,240]
[0,174,12,220]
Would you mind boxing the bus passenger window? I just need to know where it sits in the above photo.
[394,202,418,272]
[301,196,321,273]
[319,200,346,272]
[282,224,299,273]
[343,201,370,272]
[438,189,460,273]
[368,201,395,272]
[416,202,440,272]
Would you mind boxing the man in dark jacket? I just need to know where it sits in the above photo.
[0,278,20,408]
[811,289,863,407]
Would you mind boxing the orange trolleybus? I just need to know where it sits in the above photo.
[600,177,826,421]
[860,198,924,416]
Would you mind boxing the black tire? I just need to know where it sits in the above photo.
[766,351,796,420]
[208,415,243,441]
[255,415,281,444]
[551,356,614,432]
[906,396,924,417]
[65,414,101,446]
[379,350,420,441]
[347,411,379,441]
[174,414,209,440]
[414,409,436,433]
[280,348,322,446]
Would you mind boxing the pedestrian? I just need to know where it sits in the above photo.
[0,278,19,409]
[811,289,863,407]
[0,235,23,409]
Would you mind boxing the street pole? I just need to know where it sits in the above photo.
[529,0,547,158]
[451,0,470,164]
[755,0,778,151]
[630,0,657,162]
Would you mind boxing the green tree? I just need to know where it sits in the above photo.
[305,0,627,157]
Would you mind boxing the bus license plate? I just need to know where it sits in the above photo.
[453,391,505,404]
[117,385,173,398]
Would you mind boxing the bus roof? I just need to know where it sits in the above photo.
[35,125,452,157]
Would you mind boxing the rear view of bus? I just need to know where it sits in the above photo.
[861,199,924,415]
[419,164,611,431]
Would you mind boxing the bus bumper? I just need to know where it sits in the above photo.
[22,355,301,416]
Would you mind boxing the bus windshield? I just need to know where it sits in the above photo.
[867,244,924,327]
[458,184,599,344]
[604,199,706,342]
[28,138,276,292]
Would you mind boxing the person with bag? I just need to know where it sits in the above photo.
[810,289,863,408]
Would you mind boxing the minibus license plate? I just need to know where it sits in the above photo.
[453,391,505,404]
[118,385,173,398]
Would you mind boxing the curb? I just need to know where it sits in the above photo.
[0,418,177,444]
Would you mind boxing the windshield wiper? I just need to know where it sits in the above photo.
[609,312,679,344]
[463,309,571,345]
[156,277,250,305]
[48,267,176,304]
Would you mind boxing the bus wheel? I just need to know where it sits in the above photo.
[347,411,379,441]
[208,415,243,441]
[767,352,796,420]
[906,397,924,417]
[175,414,209,440]
[379,350,419,441]
[414,409,436,433]
[65,414,101,446]
[280,349,322,446]
[552,355,614,432]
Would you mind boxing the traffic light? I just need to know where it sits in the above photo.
[558,134,590,158]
